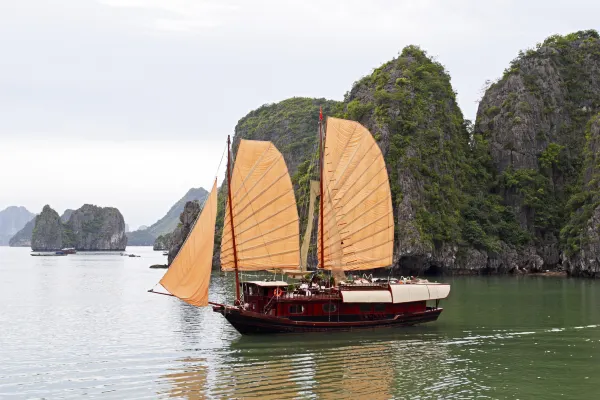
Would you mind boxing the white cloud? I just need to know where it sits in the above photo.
[99,0,239,32]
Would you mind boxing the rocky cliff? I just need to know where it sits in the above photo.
[0,206,35,245]
[167,200,201,265]
[31,205,64,251]
[474,30,600,274]
[562,114,600,277]
[336,45,471,273]
[65,204,127,250]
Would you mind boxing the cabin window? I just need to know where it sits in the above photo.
[359,304,372,313]
[322,303,337,313]
[374,303,386,312]
[289,305,304,314]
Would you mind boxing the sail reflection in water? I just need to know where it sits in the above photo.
[161,358,208,400]
[159,330,459,399]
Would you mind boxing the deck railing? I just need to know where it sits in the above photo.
[275,292,341,301]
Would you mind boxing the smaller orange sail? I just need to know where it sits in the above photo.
[159,179,218,307]
[220,140,300,271]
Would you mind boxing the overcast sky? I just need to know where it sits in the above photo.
[1,0,598,229]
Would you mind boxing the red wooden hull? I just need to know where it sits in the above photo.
[212,305,443,335]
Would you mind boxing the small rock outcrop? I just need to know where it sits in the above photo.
[167,200,201,265]
[65,205,127,250]
[31,205,64,251]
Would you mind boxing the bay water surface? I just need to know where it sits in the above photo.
[1,246,599,399]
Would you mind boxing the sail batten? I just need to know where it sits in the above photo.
[227,188,292,229]
[318,117,394,271]
[231,167,286,211]
[221,140,300,271]
[231,146,273,200]
[158,180,218,307]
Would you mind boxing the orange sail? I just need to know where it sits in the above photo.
[159,180,218,307]
[318,117,394,270]
[221,140,300,271]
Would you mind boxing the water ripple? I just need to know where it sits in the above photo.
[1,248,600,399]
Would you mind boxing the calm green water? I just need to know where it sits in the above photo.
[1,246,599,399]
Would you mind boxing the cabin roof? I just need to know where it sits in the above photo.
[244,281,289,287]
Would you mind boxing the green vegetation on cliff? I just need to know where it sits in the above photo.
[474,29,600,272]
[336,46,472,263]
[561,113,600,256]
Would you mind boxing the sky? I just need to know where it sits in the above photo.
[1,0,599,229]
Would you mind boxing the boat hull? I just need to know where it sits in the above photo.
[213,305,443,335]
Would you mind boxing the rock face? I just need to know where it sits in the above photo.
[127,187,208,245]
[153,233,171,251]
[167,200,201,265]
[65,204,127,250]
[9,216,37,247]
[336,45,470,273]
[0,206,35,245]
[473,30,600,274]
[562,114,600,277]
[31,205,64,251]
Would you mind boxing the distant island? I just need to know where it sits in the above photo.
[12,204,127,251]
[127,187,208,246]
[0,206,35,245]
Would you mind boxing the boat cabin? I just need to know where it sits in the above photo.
[240,279,449,323]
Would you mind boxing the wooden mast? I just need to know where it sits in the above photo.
[319,107,325,270]
[227,135,241,301]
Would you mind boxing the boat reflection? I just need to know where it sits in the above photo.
[161,327,454,399]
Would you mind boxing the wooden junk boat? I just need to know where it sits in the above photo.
[150,110,450,334]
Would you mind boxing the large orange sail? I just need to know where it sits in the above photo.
[318,117,394,270]
[221,140,300,271]
[159,180,218,306]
